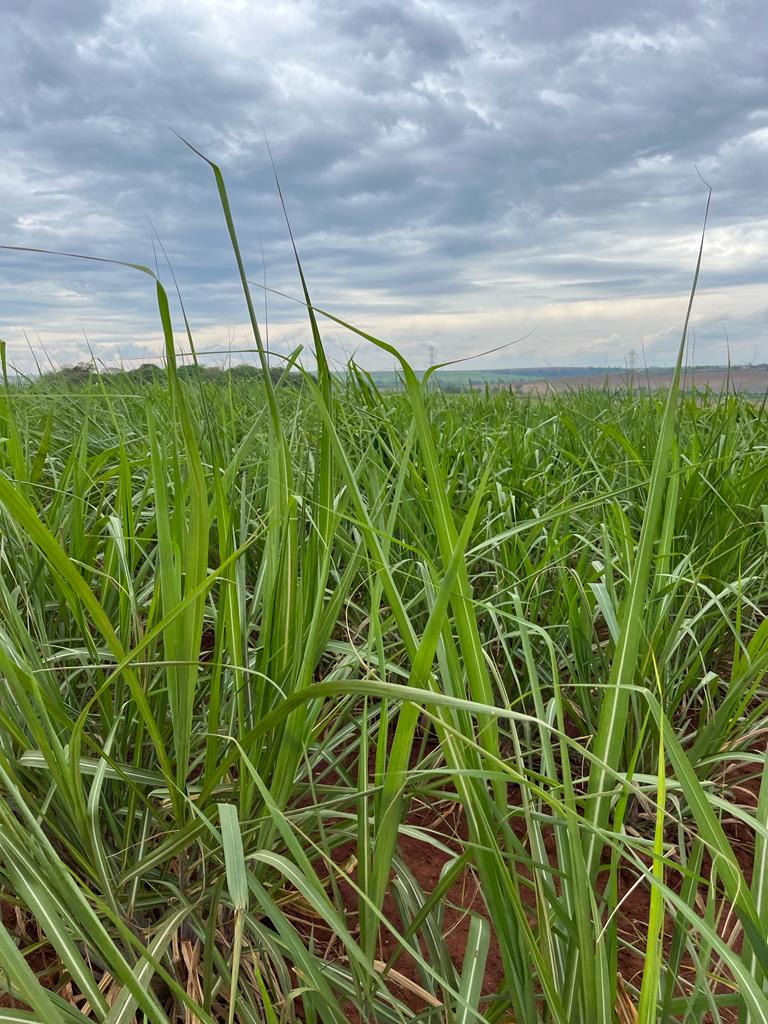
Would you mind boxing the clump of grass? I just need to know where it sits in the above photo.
[0,156,766,1023]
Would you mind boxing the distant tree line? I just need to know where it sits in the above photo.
[38,361,305,387]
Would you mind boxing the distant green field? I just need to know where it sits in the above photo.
[364,365,626,388]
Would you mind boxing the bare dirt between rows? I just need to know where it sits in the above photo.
[1,747,761,1022]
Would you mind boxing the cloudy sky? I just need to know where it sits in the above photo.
[1,0,767,371]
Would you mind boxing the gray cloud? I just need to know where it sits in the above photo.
[0,0,766,370]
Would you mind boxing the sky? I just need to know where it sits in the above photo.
[1,0,767,372]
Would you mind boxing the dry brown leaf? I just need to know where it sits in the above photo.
[371,959,443,1008]
[183,939,204,1023]
[616,972,639,1024]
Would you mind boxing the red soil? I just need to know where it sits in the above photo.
[1,742,762,1022]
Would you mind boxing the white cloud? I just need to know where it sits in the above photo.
[0,0,766,370]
